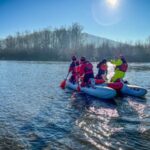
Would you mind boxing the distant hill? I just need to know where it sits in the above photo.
[0,23,149,62]
[82,33,121,47]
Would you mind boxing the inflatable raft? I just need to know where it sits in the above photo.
[121,84,147,97]
[66,81,116,99]
[96,82,147,97]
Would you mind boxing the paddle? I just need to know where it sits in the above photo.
[76,75,81,92]
[60,72,70,89]
[75,64,81,92]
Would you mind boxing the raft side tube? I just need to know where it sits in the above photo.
[66,81,116,99]
[121,84,147,97]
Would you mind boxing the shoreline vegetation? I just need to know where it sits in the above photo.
[0,23,150,62]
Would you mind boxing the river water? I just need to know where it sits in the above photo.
[0,61,150,150]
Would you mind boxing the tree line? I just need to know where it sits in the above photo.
[0,23,150,62]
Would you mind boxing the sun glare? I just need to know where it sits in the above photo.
[107,0,118,7]
[92,0,121,26]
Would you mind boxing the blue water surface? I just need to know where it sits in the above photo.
[0,61,150,150]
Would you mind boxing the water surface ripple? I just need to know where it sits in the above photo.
[0,61,150,150]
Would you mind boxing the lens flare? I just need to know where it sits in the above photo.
[91,0,122,26]
[107,0,118,7]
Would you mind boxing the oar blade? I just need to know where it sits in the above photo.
[77,86,81,92]
[60,80,66,89]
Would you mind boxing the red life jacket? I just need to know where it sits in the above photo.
[79,61,93,76]
[84,62,93,74]
[96,63,107,79]
[79,63,86,76]
[95,79,105,84]
[69,61,79,74]
[117,63,128,72]
[107,82,123,90]
[100,64,107,71]
[75,65,80,73]
[118,58,128,72]
[120,63,128,72]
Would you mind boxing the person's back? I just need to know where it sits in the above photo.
[119,56,128,72]
[79,57,86,77]
[84,61,93,75]
[85,61,95,87]
[79,57,95,87]
[95,59,107,84]
[68,56,79,83]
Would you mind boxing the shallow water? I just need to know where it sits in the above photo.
[0,61,150,150]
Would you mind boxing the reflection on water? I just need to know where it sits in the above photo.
[0,61,150,150]
[129,63,150,72]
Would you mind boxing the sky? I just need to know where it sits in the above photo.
[0,0,150,42]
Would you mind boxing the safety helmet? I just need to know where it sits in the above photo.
[80,56,86,62]
[72,56,76,61]
[102,59,107,63]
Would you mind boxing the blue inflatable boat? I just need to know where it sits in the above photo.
[97,82,147,97]
[66,81,116,99]
[121,84,147,97]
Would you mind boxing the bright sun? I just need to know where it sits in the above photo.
[107,0,118,7]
